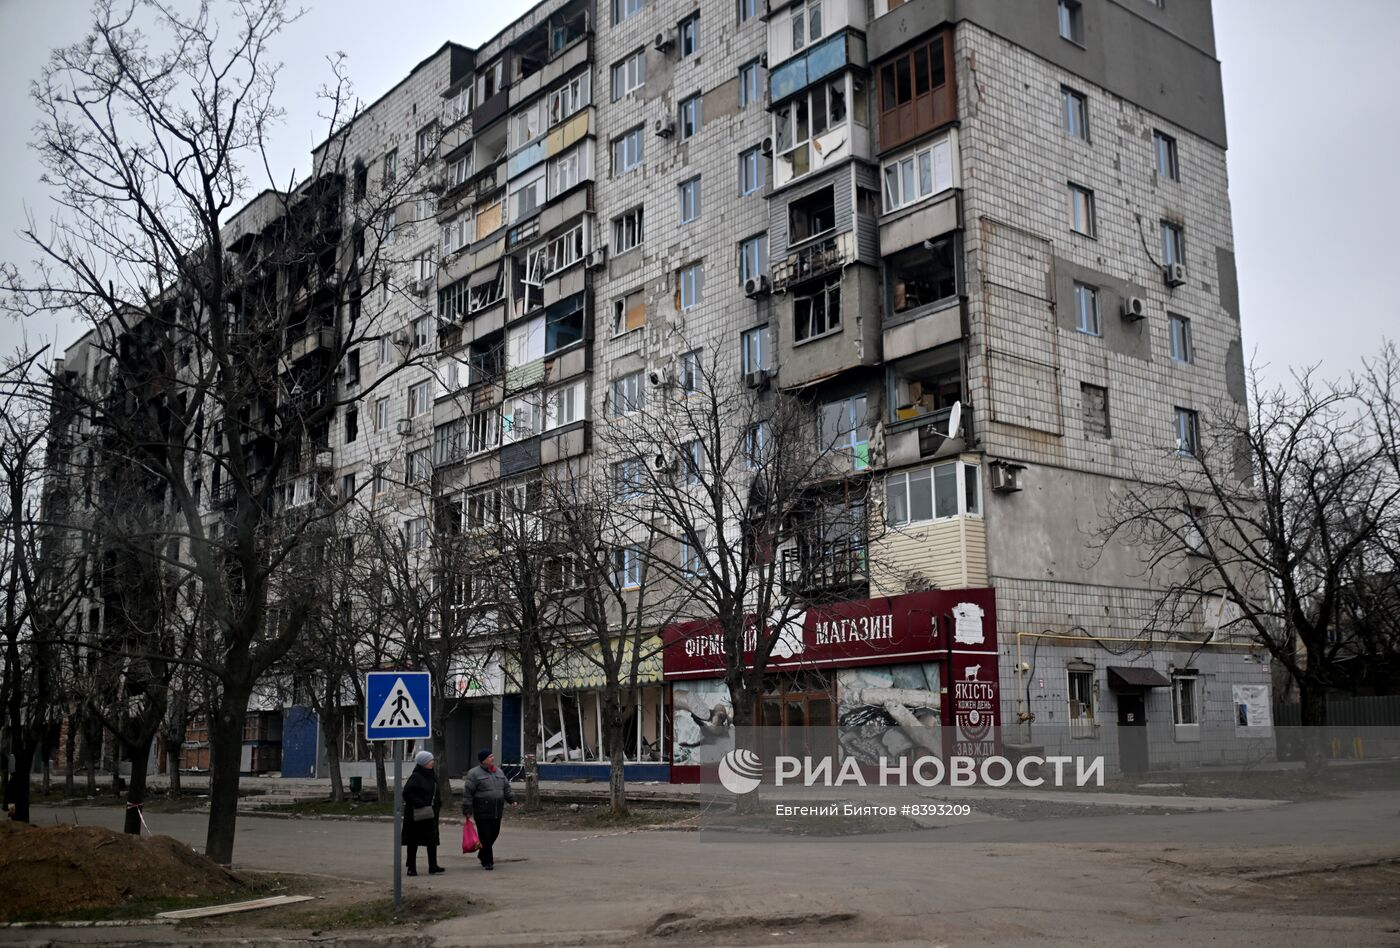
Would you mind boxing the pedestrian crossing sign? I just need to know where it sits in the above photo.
[365,671,432,741]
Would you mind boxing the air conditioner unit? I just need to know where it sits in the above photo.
[426,175,446,194]
[586,248,608,271]
[1121,296,1147,320]
[654,117,676,138]
[988,460,1024,493]
[744,274,771,298]
[761,136,774,156]
[648,451,676,474]
[392,330,410,347]
[654,30,675,52]
[1164,263,1187,287]
[409,279,431,297]
[646,366,672,389]
[314,450,334,470]
[396,418,414,436]
[744,368,771,390]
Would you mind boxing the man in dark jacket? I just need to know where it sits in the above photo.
[461,749,517,870]
[402,750,444,876]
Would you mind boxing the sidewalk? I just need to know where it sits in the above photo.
[45,770,1293,812]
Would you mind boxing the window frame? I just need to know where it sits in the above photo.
[611,48,646,101]
[739,146,767,196]
[678,262,704,311]
[1058,0,1084,45]
[1068,182,1096,237]
[678,12,701,59]
[793,275,842,343]
[1168,313,1193,364]
[739,59,763,108]
[1174,406,1200,457]
[1073,282,1100,336]
[883,460,981,526]
[612,206,644,253]
[678,176,702,224]
[1171,671,1200,726]
[613,0,642,26]
[881,134,955,213]
[613,126,645,175]
[1161,220,1185,266]
[1154,129,1180,181]
[678,93,703,141]
[611,371,645,417]
[1062,86,1089,142]
[741,325,769,374]
[739,232,769,285]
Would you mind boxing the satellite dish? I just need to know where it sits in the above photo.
[947,401,963,440]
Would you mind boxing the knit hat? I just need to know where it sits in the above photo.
[477,749,492,763]
[415,750,433,767]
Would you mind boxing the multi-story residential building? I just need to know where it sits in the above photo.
[54,0,1273,783]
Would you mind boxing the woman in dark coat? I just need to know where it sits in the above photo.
[402,749,444,875]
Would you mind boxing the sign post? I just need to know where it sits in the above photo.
[365,671,432,911]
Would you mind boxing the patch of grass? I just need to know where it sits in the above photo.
[242,893,465,931]
[265,798,393,817]
[8,873,291,924]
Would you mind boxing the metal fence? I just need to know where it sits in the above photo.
[1274,694,1400,759]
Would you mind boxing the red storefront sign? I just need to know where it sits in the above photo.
[662,589,1000,745]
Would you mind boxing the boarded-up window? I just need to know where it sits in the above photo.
[476,198,505,238]
[612,289,646,335]
[1080,383,1110,440]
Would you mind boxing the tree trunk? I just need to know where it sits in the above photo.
[1298,678,1329,776]
[324,715,345,803]
[729,680,760,815]
[63,714,76,796]
[522,690,541,811]
[123,732,155,835]
[166,744,182,794]
[82,714,101,795]
[204,683,252,864]
[7,738,37,823]
[373,740,387,800]
[606,718,628,816]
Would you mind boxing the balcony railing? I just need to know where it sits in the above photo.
[780,537,868,592]
[771,232,854,292]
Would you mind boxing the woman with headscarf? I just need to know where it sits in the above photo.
[402,749,444,875]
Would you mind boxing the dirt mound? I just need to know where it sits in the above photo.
[0,821,247,921]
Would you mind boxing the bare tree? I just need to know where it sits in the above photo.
[1101,356,1400,770]
[0,350,87,823]
[595,347,878,810]
[3,0,437,861]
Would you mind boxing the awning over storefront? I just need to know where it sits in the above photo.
[1107,666,1171,692]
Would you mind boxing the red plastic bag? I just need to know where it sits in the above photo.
[461,818,480,854]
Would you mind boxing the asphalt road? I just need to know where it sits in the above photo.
[22,792,1400,947]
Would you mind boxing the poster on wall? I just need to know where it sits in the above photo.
[671,679,735,765]
[836,663,942,763]
[1232,684,1273,733]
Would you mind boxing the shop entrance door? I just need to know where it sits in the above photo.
[758,671,835,762]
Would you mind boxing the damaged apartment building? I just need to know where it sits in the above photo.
[56,0,1275,783]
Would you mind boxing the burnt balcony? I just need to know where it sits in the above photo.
[772,232,854,293]
[284,325,336,364]
[780,537,869,594]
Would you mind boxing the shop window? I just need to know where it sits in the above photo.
[885,236,956,317]
[793,275,841,342]
[788,186,836,245]
[888,343,961,423]
[533,687,668,763]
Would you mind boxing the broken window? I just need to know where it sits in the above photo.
[545,294,585,353]
[885,236,957,317]
[793,276,841,342]
[788,186,836,244]
[888,343,961,422]
[820,395,870,469]
[612,288,646,336]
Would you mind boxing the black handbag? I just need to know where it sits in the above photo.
[412,805,434,822]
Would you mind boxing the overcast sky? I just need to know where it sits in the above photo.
[2,0,1397,385]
